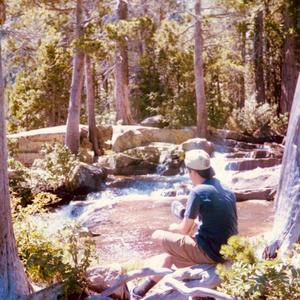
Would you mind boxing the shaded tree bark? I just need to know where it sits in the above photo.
[254,10,265,104]
[85,54,103,159]
[239,23,247,108]
[194,0,207,138]
[0,0,5,24]
[65,0,85,154]
[114,0,134,125]
[0,7,32,298]
[264,74,300,259]
[279,1,299,114]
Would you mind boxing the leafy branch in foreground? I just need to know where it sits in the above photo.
[217,236,300,300]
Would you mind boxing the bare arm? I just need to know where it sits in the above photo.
[168,217,196,235]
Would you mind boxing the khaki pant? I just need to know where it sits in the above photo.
[157,230,216,268]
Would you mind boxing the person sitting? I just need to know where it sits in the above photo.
[131,149,238,299]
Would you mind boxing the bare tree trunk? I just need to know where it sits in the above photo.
[239,26,246,108]
[194,0,207,138]
[0,22,32,299]
[85,55,102,159]
[264,74,300,259]
[114,0,134,125]
[254,10,265,104]
[279,2,299,114]
[65,0,84,154]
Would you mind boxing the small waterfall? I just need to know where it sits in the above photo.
[210,152,235,186]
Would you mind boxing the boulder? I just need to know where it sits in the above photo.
[86,264,129,299]
[222,139,259,150]
[230,165,280,201]
[245,149,274,159]
[8,125,91,166]
[264,142,285,159]
[124,145,161,164]
[141,115,169,128]
[213,144,235,153]
[225,158,281,171]
[67,163,107,194]
[97,153,157,176]
[111,125,197,152]
[225,152,248,159]
[97,125,113,150]
[157,144,184,176]
[181,138,214,155]
[157,157,183,176]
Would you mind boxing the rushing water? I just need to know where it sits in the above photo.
[31,151,274,262]
[32,152,233,233]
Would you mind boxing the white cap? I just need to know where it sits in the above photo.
[184,149,215,176]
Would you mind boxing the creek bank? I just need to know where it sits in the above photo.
[8,124,283,167]
[8,125,284,206]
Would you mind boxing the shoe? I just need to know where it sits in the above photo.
[171,200,185,220]
[130,286,143,300]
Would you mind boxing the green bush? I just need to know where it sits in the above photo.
[31,143,79,190]
[270,112,289,135]
[15,219,96,293]
[9,144,79,212]
[217,236,300,300]
[8,158,34,207]
[227,96,290,135]
[227,95,275,135]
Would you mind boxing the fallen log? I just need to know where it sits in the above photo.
[165,277,240,300]
[24,283,64,300]
[143,264,222,300]
[100,267,173,297]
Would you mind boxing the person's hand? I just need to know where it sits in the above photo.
[168,223,179,232]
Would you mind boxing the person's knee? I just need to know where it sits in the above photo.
[151,229,166,242]
[162,253,173,267]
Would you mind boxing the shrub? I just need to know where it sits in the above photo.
[217,236,300,300]
[15,218,96,293]
[31,143,79,190]
[227,95,275,135]
[8,158,34,207]
[270,112,289,135]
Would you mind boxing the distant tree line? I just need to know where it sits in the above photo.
[2,0,300,147]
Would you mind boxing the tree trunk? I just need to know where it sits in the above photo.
[279,1,299,114]
[253,10,265,104]
[194,0,207,138]
[85,55,102,159]
[0,23,32,300]
[239,24,246,108]
[264,74,300,259]
[0,1,5,25]
[114,0,134,125]
[65,0,84,154]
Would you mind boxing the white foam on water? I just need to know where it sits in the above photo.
[30,151,271,236]
[211,152,235,185]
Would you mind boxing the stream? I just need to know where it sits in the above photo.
[33,152,274,264]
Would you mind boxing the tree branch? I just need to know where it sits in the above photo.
[100,267,173,297]
[24,283,64,300]
[166,277,241,300]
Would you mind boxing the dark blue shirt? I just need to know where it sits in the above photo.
[184,178,238,263]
